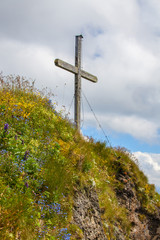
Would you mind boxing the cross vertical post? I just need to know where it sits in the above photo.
[54,35,98,131]
[75,35,83,131]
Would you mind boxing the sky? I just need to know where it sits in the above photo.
[0,0,160,192]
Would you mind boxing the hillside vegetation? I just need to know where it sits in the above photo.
[0,74,160,240]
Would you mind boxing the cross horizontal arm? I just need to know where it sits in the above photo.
[55,58,98,83]
[55,59,78,74]
[81,70,98,83]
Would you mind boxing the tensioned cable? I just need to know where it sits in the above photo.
[81,93,85,128]
[62,83,66,106]
[66,94,75,117]
[82,91,118,158]
[82,91,113,149]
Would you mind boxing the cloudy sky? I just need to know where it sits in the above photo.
[1,0,160,191]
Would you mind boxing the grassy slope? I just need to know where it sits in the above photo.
[0,75,160,240]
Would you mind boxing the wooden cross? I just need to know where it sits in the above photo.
[54,35,98,131]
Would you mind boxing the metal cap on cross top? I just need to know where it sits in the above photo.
[54,35,98,131]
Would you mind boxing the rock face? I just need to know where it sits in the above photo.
[73,179,160,240]
[116,174,160,240]
[73,186,107,240]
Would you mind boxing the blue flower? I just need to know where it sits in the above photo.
[24,150,29,160]
[4,123,9,131]
[25,182,29,188]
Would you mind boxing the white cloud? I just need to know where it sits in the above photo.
[133,151,160,191]
[83,112,159,143]
[0,38,56,88]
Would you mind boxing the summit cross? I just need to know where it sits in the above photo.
[54,35,98,131]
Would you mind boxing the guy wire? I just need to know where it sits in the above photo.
[82,91,118,157]
[81,93,85,128]
[67,94,75,117]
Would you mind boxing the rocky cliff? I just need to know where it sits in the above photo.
[73,171,160,240]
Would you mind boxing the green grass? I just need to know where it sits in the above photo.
[0,74,160,239]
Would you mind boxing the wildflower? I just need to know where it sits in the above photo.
[24,150,29,160]
[48,99,52,104]
[25,182,29,188]
[4,123,9,131]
